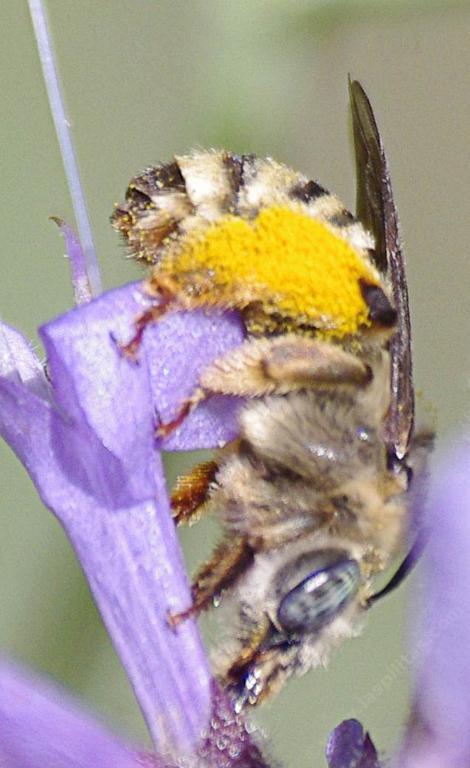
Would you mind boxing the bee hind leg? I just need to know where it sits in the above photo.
[156,385,209,438]
[168,536,253,628]
[203,333,371,398]
[158,334,370,436]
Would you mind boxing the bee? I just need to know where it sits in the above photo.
[112,81,430,709]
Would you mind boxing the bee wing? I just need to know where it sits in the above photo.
[349,78,414,460]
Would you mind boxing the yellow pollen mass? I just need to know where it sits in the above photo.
[164,206,380,338]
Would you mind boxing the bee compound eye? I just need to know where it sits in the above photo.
[277,558,360,634]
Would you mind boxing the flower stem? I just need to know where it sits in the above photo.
[28,0,102,297]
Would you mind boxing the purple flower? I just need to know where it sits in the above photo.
[0,657,157,768]
[326,719,380,768]
[0,245,274,765]
[327,440,470,768]
[399,441,470,768]
[3,228,470,768]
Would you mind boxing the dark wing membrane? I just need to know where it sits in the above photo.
[349,78,414,460]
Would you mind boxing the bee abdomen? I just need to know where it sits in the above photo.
[112,149,373,262]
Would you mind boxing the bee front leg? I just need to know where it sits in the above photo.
[168,536,253,628]
[221,623,300,710]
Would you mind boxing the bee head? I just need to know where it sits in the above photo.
[223,544,366,709]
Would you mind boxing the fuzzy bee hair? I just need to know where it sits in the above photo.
[112,81,429,709]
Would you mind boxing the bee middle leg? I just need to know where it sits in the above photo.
[168,536,253,628]
[171,459,219,526]
[158,334,370,436]
[171,441,240,525]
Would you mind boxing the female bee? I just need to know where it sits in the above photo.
[112,81,429,709]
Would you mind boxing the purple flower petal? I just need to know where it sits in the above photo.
[399,440,470,768]
[52,218,93,305]
[0,338,207,756]
[0,322,50,400]
[0,282,245,756]
[326,719,381,768]
[0,657,157,768]
[198,682,267,768]
[41,282,244,459]
[144,308,244,451]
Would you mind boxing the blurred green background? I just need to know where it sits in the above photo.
[1,1,470,765]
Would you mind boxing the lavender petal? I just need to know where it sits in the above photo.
[326,719,381,768]
[65,493,211,756]
[0,365,209,754]
[1,283,246,756]
[52,218,93,305]
[144,308,245,451]
[0,657,157,768]
[400,440,470,768]
[41,282,245,459]
[0,375,55,497]
[0,321,50,400]
[198,682,269,768]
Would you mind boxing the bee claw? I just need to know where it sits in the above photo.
[109,330,142,364]
[167,606,196,631]
[225,674,260,712]
[156,421,176,439]
[156,401,193,439]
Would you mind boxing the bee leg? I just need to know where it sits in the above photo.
[199,334,371,397]
[168,537,253,628]
[221,617,272,698]
[171,459,219,526]
[120,302,172,361]
[222,625,299,709]
[156,385,209,438]
[158,334,370,436]
[120,276,181,360]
